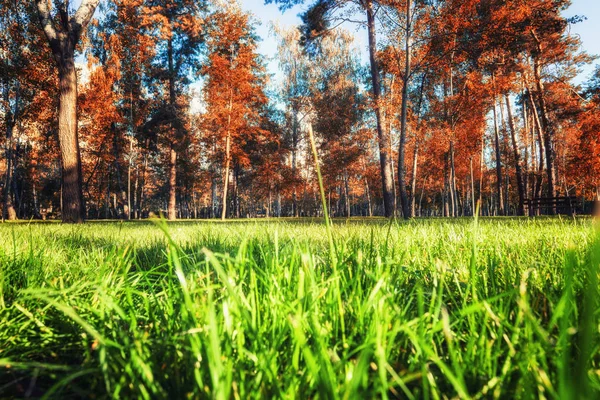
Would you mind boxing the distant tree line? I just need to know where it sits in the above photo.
[1,0,599,222]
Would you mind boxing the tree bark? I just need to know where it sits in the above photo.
[292,109,299,217]
[449,142,457,217]
[492,99,505,215]
[410,140,419,217]
[531,35,557,202]
[221,132,231,221]
[35,0,100,223]
[58,56,86,222]
[528,89,546,200]
[365,0,394,217]
[505,94,525,215]
[3,124,17,221]
[168,144,177,220]
[166,36,178,221]
[397,0,412,219]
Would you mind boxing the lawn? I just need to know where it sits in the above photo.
[0,218,598,399]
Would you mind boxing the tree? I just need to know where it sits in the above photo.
[308,29,366,217]
[142,0,204,220]
[34,0,101,223]
[268,0,396,217]
[201,3,269,220]
[89,0,157,219]
[273,24,311,217]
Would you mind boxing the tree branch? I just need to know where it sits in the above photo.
[35,0,58,43]
[71,0,101,40]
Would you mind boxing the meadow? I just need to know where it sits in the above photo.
[0,217,598,399]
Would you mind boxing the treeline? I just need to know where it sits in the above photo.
[1,0,599,222]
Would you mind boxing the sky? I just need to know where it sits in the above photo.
[239,0,600,86]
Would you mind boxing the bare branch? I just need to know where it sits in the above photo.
[35,0,57,43]
[71,0,101,39]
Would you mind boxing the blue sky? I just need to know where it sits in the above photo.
[240,0,600,85]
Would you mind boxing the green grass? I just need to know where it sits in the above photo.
[0,217,598,399]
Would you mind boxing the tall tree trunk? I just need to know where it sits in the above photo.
[528,89,546,200]
[410,140,419,217]
[166,36,178,221]
[531,37,557,201]
[505,94,525,215]
[211,173,218,218]
[366,0,394,217]
[3,125,17,221]
[450,142,457,217]
[276,191,281,217]
[139,145,149,218]
[479,133,484,210]
[292,109,299,217]
[221,88,233,220]
[397,0,412,219]
[35,0,100,223]
[2,76,18,221]
[126,131,133,220]
[443,154,450,217]
[221,132,231,221]
[470,157,475,216]
[167,144,177,220]
[344,170,351,217]
[522,93,530,201]
[362,158,372,217]
[58,58,85,222]
[492,99,505,215]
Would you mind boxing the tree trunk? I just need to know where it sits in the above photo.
[528,89,546,200]
[522,94,530,201]
[532,52,557,201]
[35,0,101,223]
[450,142,457,217]
[397,0,412,219]
[221,132,231,221]
[292,109,299,217]
[167,144,177,220]
[344,170,351,217]
[505,94,525,215]
[470,157,475,216]
[3,126,17,221]
[366,0,394,217]
[211,173,218,218]
[410,140,419,217]
[126,134,133,220]
[362,158,372,217]
[479,133,484,209]
[166,36,178,221]
[58,58,86,222]
[492,99,505,216]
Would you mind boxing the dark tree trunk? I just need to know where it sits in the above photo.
[35,0,100,223]
[397,0,412,220]
[3,125,17,221]
[57,56,85,223]
[167,36,177,221]
[534,62,557,201]
[410,140,419,217]
[292,109,299,217]
[365,0,394,217]
[505,94,525,216]
[168,144,177,220]
[492,99,505,216]
[528,89,546,200]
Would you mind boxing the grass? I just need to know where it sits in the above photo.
[0,217,598,399]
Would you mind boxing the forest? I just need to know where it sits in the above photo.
[1,0,598,223]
